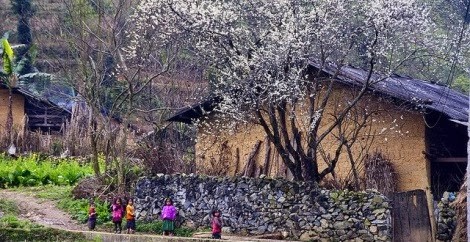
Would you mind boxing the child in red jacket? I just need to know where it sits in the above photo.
[211,209,223,239]
[88,202,97,230]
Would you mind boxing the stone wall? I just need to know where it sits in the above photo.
[135,174,392,241]
[435,192,457,241]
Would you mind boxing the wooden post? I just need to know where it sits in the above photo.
[243,140,261,177]
[234,148,240,175]
[263,137,271,175]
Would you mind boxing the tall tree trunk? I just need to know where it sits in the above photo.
[6,87,13,145]
[301,155,317,182]
[466,88,469,238]
[117,127,128,194]
[89,109,101,178]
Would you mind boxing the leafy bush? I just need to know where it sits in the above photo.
[137,220,164,234]
[57,197,110,225]
[0,154,95,188]
[136,221,196,237]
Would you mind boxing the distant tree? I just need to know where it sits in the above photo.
[128,0,460,182]
[11,0,36,75]
[34,0,203,191]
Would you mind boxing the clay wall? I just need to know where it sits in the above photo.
[195,87,428,192]
[0,89,26,130]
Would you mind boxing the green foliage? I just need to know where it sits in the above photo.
[57,197,110,225]
[1,38,15,76]
[14,185,72,199]
[0,198,42,230]
[0,154,95,188]
[451,74,470,93]
[0,199,19,215]
[136,220,164,234]
[0,228,87,241]
[12,185,111,225]
[0,214,43,229]
[175,226,197,237]
[136,221,196,237]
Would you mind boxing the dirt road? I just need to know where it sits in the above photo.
[0,189,85,231]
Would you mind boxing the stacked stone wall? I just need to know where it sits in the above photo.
[135,174,392,241]
[435,192,457,241]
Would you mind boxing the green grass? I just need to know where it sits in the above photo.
[12,185,111,225]
[0,198,18,215]
[10,184,72,199]
[0,228,88,241]
[136,220,197,237]
[0,198,43,230]
[0,196,87,241]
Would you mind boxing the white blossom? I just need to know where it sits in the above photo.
[126,0,456,139]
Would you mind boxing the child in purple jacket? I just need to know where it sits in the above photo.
[161,198,177,236]
[111,197,125,234]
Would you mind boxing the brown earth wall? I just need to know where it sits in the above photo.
[195,88,428,192]
[0,89,26,130]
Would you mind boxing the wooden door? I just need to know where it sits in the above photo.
[392,189,432,242]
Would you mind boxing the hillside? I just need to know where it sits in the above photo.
[0,0,74,74]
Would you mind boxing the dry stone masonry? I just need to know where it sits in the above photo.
[134,174,392,241]
[435,192,457,241]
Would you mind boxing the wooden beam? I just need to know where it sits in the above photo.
[433,157,467,163]
[30,124,63,127]
[28,115,65,119]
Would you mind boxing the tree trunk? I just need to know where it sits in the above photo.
[467,88,469,238]
[88,109,101,178]
[301,155,318,182]
[117,127,128,194]
[263,139,271,175]
[243,141,262,177]
[6,87,13,145]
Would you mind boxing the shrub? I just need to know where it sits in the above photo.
[57,198,110,225]
[136,220,196,237]
[0,154,95,187]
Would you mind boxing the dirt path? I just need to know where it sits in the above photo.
[0,189,85,231]
[0,189,292,242]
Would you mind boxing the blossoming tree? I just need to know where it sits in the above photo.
[127,0,458,182]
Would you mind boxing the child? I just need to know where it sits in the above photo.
[126,198,136,234]
[211,209,223,239]
[88,202,97,231]
[161,198,177,236]
[111,197,125,234]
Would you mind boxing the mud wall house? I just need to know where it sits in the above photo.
[168,63,468,199]
[0,84,71,133]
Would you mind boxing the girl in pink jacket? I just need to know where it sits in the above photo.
[161,198,177,235]
[111,197,125,234]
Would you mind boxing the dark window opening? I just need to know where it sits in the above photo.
[430,161,465,200]
[425,112,467,158]
[425,111,467,200]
